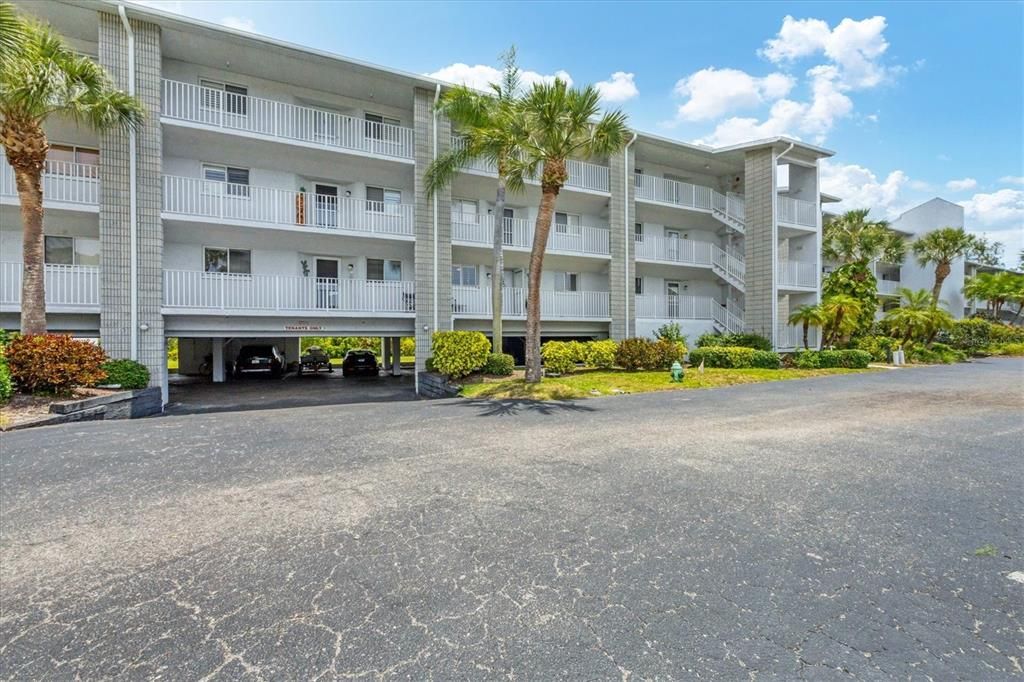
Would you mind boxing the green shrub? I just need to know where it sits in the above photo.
[5,334,108,395]
[0,328,15,351]
[482,352,515,376]
[908,342,966,365]
[430,331,490,379]
[0,356,12,404]
[750,349,782,369]
[654,339,687,369]
[988,323,1024,344]
[792,350,821,369]
[100,359,150,389]
[615,337,661,370]
[943,318,991,352]
[688,346,779,369]
[696,332,771,351]
[852,335,898,363]
[584,339,618,369]
[541,341,579,375]
[654,322,687,346]
[817,349,872,369]
[400,337,416,358]
[985,342,1024,356]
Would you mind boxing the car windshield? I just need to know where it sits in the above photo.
[348,350,374,357]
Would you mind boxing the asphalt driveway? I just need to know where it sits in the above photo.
[1,359,1022,678]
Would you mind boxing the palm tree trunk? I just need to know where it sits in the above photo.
[524,186,559,383]
[14,165,47,335]
[931,261,950,305]
[491,177,506,354]
[802,321,809,350]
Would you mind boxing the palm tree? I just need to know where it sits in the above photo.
[819,294,863,346]
[912,227,974,306]
[0,10,144,335]
[822,209,906,266]
[788,304,824,350]
[883,288,941,345]
[425,48,526,354]
[0,3,25,66]
[511,80,630,382]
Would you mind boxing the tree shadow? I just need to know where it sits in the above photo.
[457,398,597,418]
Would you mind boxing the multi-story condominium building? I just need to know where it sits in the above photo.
[1,0,831,402]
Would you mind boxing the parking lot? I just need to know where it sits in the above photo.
[166,369,416,415]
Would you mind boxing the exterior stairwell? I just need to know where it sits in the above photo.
[711,246,746,294]
[711,192,745,234]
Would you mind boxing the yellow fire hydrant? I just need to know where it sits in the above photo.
[670,360,684,382]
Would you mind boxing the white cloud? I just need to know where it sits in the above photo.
[936,153,952,162]
[999,175,1024,185]
[427,63,572,92]
[673,68,794,121]
[945,177,978,192]
[595,71,639,103]
[819,159,909,218]
[696,99,809,147]
[960,189,1024,229]
[221,16,256,32]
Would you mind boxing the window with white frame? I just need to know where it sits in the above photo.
[200,80,248,116]
[451,264,478,287]
[202,164,250,197]
[204,247,251,275]
[634,277,643,295]
[47,145,99,177]
[451,199,478,221]
[554,212,581,234]
[554,272,579,292]
[43,236,100,266]
[364,112,401,141]
[366,186,402,214]
[366,258,402,281]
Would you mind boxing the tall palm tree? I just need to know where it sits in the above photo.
[912,227,974,306]
[511,80,630,382]
[0,10,144,335]
[788,304,824,350]
[425,48,526,354]
[819,294,863,346]
[822,209,906,266]
[883,288,940,345]
[0,2,25,66]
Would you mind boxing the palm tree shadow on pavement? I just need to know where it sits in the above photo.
[458,398,596,418]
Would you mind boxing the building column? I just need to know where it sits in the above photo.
[98,13,165,391]
[382,336,392,371]
[390,337,401,376]
[609,144,635,340]
[211,338,225,383]
[742,148,777,345]
[160,336,169,405]
[413,86,453,382]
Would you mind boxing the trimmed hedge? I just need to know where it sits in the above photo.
[101,359,150,389]
[5,334,108,394]
[793,349,871,369]
[584,340,618,369]
[431,331,490,379]
[696,332,772,351]
[482,352,515,376]
[688,346,780,369]
[654,339,687,368]
[615,338,661,370]
[540,341,579,375]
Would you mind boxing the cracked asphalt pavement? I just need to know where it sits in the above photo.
[1,358,1022,679]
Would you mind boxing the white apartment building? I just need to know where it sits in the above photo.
[1,0,831,402]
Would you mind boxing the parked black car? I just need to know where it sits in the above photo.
[235,345,285,378]
[341,349,380,377]
[298,345,333,375]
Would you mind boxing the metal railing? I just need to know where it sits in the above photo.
[635,174,746,230]
[634,294,718,320]
[876,279,901,296]
[1,152,100,206]
[776,195,817,227]
[451,212,610,256]
[450,136,610,193]
[634,235,745,287]
[777,259,818,288]
[777,323,820,349]
[162,79,415,159]
[162,175,414,236]
[450,285,610,319]
[163,270,415,314]
[0,262,101,308]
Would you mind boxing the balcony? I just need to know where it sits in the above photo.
[634,174,745,232]
[451,212,610,256]
[450,137,610,193]
[451,285,610,320]
[162,176,414,238]
[162,79,415,161]
[877,279,901,296]
[777,259,818,289]
[635,294,744,334]
[634,235,745,289]
[776,195,817,228]
[777,323,820,350]
[0,262,101,311]
[163,270,415,316]
[1,153,99,210]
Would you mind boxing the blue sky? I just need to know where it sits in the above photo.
[140,0,1023,263]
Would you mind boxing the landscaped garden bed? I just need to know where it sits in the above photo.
[0,387,120,430]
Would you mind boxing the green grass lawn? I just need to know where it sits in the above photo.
[460,367,875,401]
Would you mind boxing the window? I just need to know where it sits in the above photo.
[635,277,644,295]
[43,236,100,266]
[200,80,248,116]
[366,186,402,214]
[202,164,249,197]
[366,258,402,281]
[204,247,251,274]
[554,212,581,234]
[364,112,401,140]
[47,145,99,177]
[634,222,644,241]
[634,168,643,186]
[555,272,579,292]
[451,199,478,218]
[451,264,478,287]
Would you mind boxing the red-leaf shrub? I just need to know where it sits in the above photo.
[5,334,108,394]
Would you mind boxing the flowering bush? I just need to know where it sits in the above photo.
[430,331,490,379]
[541,341,579,375]
[5,334,108,395]
[584,340,618,369]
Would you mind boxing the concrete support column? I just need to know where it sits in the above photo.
[742,148,777,345]
[211,338,225,383]
[160,336,169,405]
[382,336,392,371]
[390,337,401,376]
[609,145,635,340]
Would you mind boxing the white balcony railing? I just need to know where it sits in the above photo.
[450,285,610,319]
[634,235,745,287]
[162,176,414,237]
[635,174,716,210]
[777,259,818,288]
[877,279,901,296]
[0,262,101,308]
[163,270,415,314]
[1,152,100,206]
[777,323,820,350]
[451,212,610,256]
[162,79,414,160]
[635,294,719,320]
[450,137,610,193]
[776,195,817,228]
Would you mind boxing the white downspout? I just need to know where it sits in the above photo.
[623,133,637,336]
[432,83,440,333]
[118,5,138,361]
